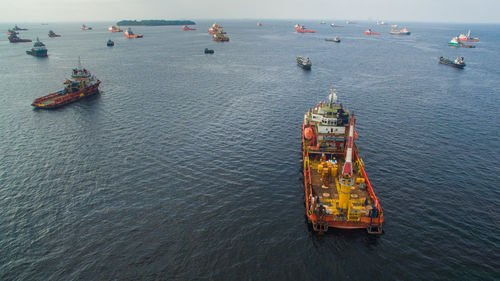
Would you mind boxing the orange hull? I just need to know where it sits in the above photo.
[125,34,143,38]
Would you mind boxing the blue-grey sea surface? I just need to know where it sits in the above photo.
[0,20,499,280]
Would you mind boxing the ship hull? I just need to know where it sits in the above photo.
[9,38,32,43]
[32,81,101,109]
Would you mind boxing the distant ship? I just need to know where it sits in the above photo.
[364,29,381,35]
[295,24,316,33]
[257,22,262,26]
[108,25,123,32]
[345,20,357,24]
[213,33,229,41]
[376,21,387,25]
[297,56,312,70]
[330,23,344,27]
[439,56,466,69]
[182,25,196,31]
[8,33,32,43]
[124,28,143,38]
[81,24,92,30]
[32,58,101,109]
[48,30,61,37]
[26,38,48,57]
[449,36,475,48]
[390,25,411,35]
[325,37,341,43]
[458,30,479,42]
[13,25,28,31]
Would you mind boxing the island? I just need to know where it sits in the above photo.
[116,20,196,26]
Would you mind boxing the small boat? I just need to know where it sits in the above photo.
[325,37,341,43]
[108,25,123,32]
[6,29,18,35]
[449,37,475,48]
[213,33,229,41]
[390,25,411,35]
[439,56,466,69]
[376,21,387,25]
[182,25,196,31]
[330,23,344,27]
[204,48,214,54]
[48,30,61,37]
[345,20,357,24]
[8,33,32,43]
[124,28,143,38]
[32,58,101,109]
[81,24,92,30]
[295,24,316,33]
[107,39,114,47]
[297,56,312,70]
[257,22,262,26]
[320,21,326,24]
[26,38,48,57]
[13,25,28,31]
[458,29,479,42]
[364,29,381,35]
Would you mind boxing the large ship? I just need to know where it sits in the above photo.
[302,88,384,234]
[124,28,143,38]
[32,58,101,109]
[8,33,32,43]
[26,38,48,57]
[439,56,466,69]
[108,25,123,32]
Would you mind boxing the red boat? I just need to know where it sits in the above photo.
[182,25,196,31]
[8,33,31,43]
[32,59,101,109]
[295,24,316,33]
[458,30,479,42]
[364,29,380,35]
[81,24,92,30]
[108,25,123,32]
[124,28,143,38]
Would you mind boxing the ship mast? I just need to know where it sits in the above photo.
[338,113,355,210]
[329,87,337,107]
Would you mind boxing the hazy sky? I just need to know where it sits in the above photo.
[3,0,499,23]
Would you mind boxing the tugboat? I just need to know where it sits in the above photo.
[204,48,214,54]
[124,28,143,38]
[390,25,411,35]
[48,30,61,37]
[32,58,101,109]
[81,24,92,30]
[13,25,28,31]
[295,24,316,33]
[297,56,312,70]
[439,56,466,69]
[364,29,381,35]
[458,30,479,42]
[449,37,475,48]
[182,25,196,31]
[26,38,48,57]
[107,39,114,46]
[302,88,384,234]
[108,25,123,32]
[8,33,32,43]
[325,37,341,43]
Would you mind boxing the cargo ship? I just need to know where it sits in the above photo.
[182,25,196,31]
[26,38,48,57]
[302,88,384,234]
[108,25,123,32]
[449,37,475,48]
[458,30,479,42]
[8,33,32,43]
[124,28,143,38]
[295,24,316,33]
[32,58,101,109]
[439,56,465,69]
[364,29,380,35]
[48,30,61,37]
[297,56,312,70]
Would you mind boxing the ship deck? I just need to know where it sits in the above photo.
[309,159,374,217]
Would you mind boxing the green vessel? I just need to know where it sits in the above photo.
[26,38,48,57]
